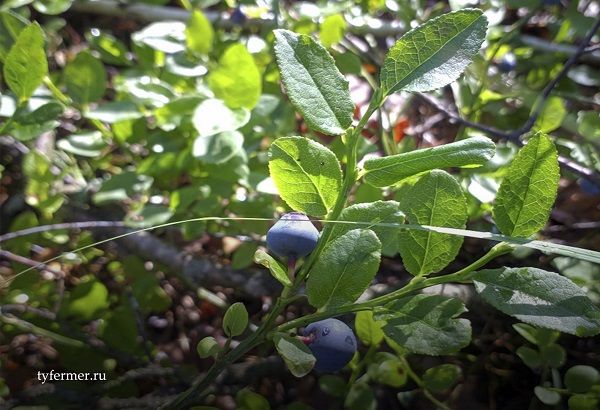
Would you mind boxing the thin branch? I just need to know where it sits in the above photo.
[508,18,600,140]
[0,249,64,277]
[414,19,600,186]
[0,220,126,243]
[0,304,57,320]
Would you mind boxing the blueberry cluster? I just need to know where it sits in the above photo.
[266,214,357,373]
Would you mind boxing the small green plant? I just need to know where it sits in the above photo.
[159,9,600,409]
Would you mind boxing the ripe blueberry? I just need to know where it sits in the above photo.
[230,7,247,25]
[498,52,517,73]
[304,318,357,373]
[266,212,319,259]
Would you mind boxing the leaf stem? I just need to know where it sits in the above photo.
[43,76,113,138]
[275,242,512,333]
[401,357,451,410]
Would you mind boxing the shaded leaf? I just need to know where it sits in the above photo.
[473,267,600,336]
[307,229,381,309]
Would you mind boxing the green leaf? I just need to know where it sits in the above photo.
[493,132,559,237]
[231,242,258,270]
[273,333,316,377]
[268,136,342,216]
[374,294,471,355]
[320,14,347,48]
[185,9,213,55]
[92,172,153,205]
[236,389,271,410]
[380,9,487,94]
[516,346,541,369]
[366,352,407,388]
[87,30,131,66]
[565,366,599,394]
[57,131,107,157]
[0,11,28,62]
[132,21,185,54]
[254,249,292,287]
[3,22,48,101]
[33,0,73,15]
[64,50,107,105]
[577,111,600,141]
[422,364,462,393]
[223,302,248,337]
[512,323,559,347]
[569,394,599,410]
[331,200,405,256]
[273,29,354,135]
[319,375,347,397]
[355,310,384,346]
[345,383,376,410]
[85,101,143,123]
[125,205,173,228]
[196,336,220,358]
[363,136,495,187]
[208,43,261,109]
[307,229,381,309]
[398,170,467,276]
[59,278,109,322]
[534,97,566,133]
[14,100,63,124]
[534,386,561,405]
[472,267,600,336]
[192,98,250,137]
[192,131,244,164]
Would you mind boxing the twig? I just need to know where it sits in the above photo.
[0,313,85,347]
[0,220,126,242]
[0,249,64,277]
[126,288,153,361]
[0,304,57,320]
[417,93,600,185]
[507,18,600,140]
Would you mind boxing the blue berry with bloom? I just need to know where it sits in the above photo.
[266,212,319,258]
[303,318,357,373]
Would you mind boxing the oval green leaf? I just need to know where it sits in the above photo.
[254,249,292,287]
[374,294,471,355]
[222,302,248,337]
[307,229,381,309]
[273,29,354,135]
[273,333,316,377]
[355,310,384,346]
[208,43,261,109]
[473,267,600,336]
[192,130,244,164]
[268,136,342,216]
[398,170,467,276]
[492,132,559,237]
[380,9,487,94]
[331,200,405,256]
[65,50,107,105]
[363,136,495,187]
[3,22,48,101]
[192,98,250,138]
[185,9,213,55]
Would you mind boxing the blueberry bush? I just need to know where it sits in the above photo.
[1,1,600,409]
